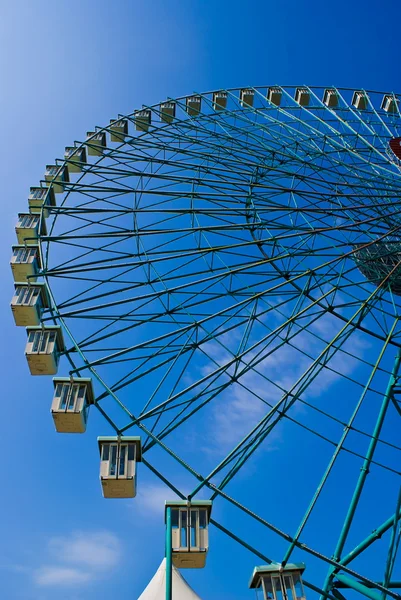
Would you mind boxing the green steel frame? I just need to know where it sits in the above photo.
[166,506,173,600]
[18,85,401,599]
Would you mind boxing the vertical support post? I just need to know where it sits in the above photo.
[382,485,401,596]
[321,349,401,599]
[166,506,173,600]
[335,574,381,600]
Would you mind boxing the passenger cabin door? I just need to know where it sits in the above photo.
[15,286,40,306]
[55,383,86,413]
[171,508,208,551]
[102,443,134,478]
[28,330,57,354]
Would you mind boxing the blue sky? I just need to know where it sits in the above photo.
[1,1,401,599]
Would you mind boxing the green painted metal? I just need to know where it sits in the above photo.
[332,590,348,600]
[210,518,340,600]
[382,486,401,595]
[283,321,398,566]
[339,507,401,567]
[335,574,382,600]
[18,85,401,598]
[321,348,401,598]
[165,506,173,600]
[336,582,401,590]
[209,483,401,600]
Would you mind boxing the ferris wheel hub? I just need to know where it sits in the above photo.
[354,239,401,295]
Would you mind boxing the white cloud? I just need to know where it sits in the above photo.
[136,483,185,514]
[137,483,174,514]
[134,482,211,516]
[34,566,92,586]
[200,309,367,456]
[201,337,304,452]
[33,530,121,588]
[49,531,121,569]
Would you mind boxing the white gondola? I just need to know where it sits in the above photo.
[295,88,310,107]
[15,213,47,244]
[166,500,212,568]
[323,88,338,108]
[25,325,64,376]
[134,110,151,132]
[44,164,69,194]
[160,102,176,123]
[352,91,368,110]
[249,563,306,600]
[11,282,49,326]
[267,87,282,106]
[10,245,41,282]
[213,91,228,110]
[86,131,107,156]
[51,377,95,433]
[240,88,254,107]
[186,95,201,116]
[28,186,55,218]
[382,94,399,114]
[109,119,128,142]
[98,436,142,498]
[64,147,87,173]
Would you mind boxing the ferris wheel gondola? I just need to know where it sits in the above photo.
[10,85,401,600]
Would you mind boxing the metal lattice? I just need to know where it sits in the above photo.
[14,85,401,600]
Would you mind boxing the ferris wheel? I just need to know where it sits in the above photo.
[10,85,401,600]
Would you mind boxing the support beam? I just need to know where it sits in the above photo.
[335,581,401,590]
[210,518,339,600]
[335,574,381,600]
[332,589,348,600]
[321,348,401,598]
[339,509,401,567]
[165,507,172,600]
[383,486,401,591]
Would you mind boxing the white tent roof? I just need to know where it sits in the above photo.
[137,558,203,600]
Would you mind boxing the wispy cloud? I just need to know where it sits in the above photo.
[136,483,180,514]
[200,310,367,456]
[33,530,121,588]
[34,566,92,586]
[48,531,121,569]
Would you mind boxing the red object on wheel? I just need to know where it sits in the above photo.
[389,137,401,159]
